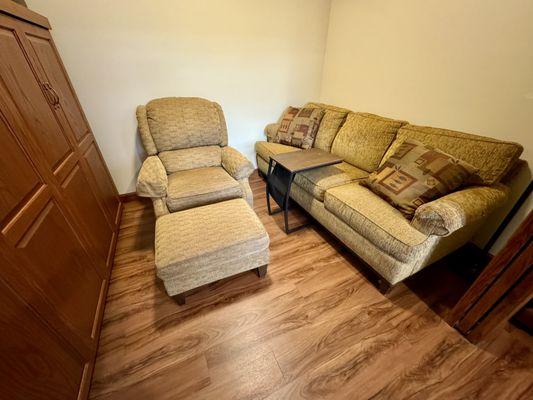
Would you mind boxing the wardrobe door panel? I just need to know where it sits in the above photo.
[61,164,114,274]
[0,19,72,175]
[83,142,121,225]
[0,280,84,400]
[0,114,41,224]
[14,198,103,341]
[24,29,90,143]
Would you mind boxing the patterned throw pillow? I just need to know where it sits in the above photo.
[276,107,324,149]
[363,139,478,219]
[273,107,300,144]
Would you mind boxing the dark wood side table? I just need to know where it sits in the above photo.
[266,148,342,233]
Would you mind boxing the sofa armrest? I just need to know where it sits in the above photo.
[265,123,279,142]
[411,184,509,236]
[137,156,168,198]
[221,146,254,180]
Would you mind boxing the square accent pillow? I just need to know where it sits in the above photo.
[276,107,324,149]
[363,139,478,219]
[273,107,300,144]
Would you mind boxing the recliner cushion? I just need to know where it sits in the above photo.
[324,183,428,262]
[146,97,227,151]
[294,162,368,201]
[166,167,241,212]
[159,146,222,174]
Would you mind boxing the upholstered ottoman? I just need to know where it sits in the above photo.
[155,198,270,304]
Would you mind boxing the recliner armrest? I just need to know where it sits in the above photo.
[265,123,279,142]
[411,184,509,236]
[137,156,168,198]
[221,146,254,180]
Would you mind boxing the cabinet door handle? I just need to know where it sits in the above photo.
[41,81,54,105]
[41,82,60,109]
[48,85,60,106]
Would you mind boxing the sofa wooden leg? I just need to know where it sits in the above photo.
[377,279,392,295]
[257,265,268,278]
[173,293,186,305]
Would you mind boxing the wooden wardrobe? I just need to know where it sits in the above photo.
[0,2,121,399]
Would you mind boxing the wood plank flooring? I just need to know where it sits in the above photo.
[90,171,533,399]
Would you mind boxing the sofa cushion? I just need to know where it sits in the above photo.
[306,102,350,152]
[382,124,523,185]
[255,141,301,161]
[324,183,428,263]
[331,112,407,172]
[159,146,221,174]
[294,162,368,201]
[166,167,241,212]
[145,97,227,151]
[364,139,478,219]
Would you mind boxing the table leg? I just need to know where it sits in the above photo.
[266,158,274,215]
[283,172,296,234]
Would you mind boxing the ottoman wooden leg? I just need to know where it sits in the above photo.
[173,293,186,305]
[257,265,268,278]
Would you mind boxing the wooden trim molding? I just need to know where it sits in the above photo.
[119,192,140,203]
[0,0,50,29]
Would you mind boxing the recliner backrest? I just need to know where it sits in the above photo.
[137,97,228,155]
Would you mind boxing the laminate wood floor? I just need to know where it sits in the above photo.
[90,172,533,400]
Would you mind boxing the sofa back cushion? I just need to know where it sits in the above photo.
[382,124,523,185]
[158,146,222,174]
[305,102,350,152]
[145,97,228,152]
[331,112,407,172]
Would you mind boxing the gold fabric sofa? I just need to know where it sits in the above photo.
[136,97,254,217]
[255,102,523,288]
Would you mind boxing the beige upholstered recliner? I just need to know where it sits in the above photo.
[136,97,254,218]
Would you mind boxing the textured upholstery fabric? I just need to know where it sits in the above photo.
[306,102,349,152]
[136,105,158,155]
[382,124,523,185]
[152,198,170,219]
[291,183,482,284]
[411,184,509,236]
[265,123,280,142]
[254,141,301,161]
[277,107,325,149]
[137,156,168,198]
[257,155,270,175]
[331,112,406,172]
[324,183,428,263]
[222,146,254,180]
[145,97,227,151]
[159,146,222,174]
[238,178,254,207]
[166,167,242,212]
[364,139,478,219]
[155,199,269,295]
[294,162,368,201]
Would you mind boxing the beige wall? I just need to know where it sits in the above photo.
[27,0,331,193]
[320,0,532,252]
